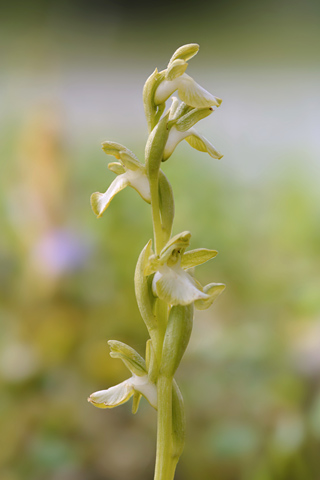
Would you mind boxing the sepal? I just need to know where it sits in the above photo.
[181,248,218,270]
[176,107,213,132]
[168,43,199,64]
[143,68,165,133]
[108,340,147,376]
[108,162,125,175]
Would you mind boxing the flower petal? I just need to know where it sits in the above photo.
[132,375,158,409]
[154,77,181,105]
[181,248,218,270]
[178,74,222,108]
[152,264,208,306]
[91,174,129,218]
[185,129,223,159]
[125,169,151,203]
[88,379,134,409]
[119,151,142,171]
[194,283,226,310]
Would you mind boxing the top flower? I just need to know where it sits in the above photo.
[143,44,222,133]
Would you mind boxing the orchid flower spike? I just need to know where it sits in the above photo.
[163,98,223,161]
[144,232,225,308]
[91,142,151,218]
[88,341,157,413]
[154,44,222,109]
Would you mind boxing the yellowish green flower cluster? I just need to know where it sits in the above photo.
[88,43,225,480]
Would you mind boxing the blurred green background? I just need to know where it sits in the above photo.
[1,1,320,479]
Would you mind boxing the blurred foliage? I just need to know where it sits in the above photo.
[1,1,320,479]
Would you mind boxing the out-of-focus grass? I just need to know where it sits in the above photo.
[1,121,319,479]
[1,1,320,479]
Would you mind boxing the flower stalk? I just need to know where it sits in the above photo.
[88,44,226,480]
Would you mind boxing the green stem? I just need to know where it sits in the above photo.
[147,145,178,480]
[150,177,165,255]
[154,375,174,480]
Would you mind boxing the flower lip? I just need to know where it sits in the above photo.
[88,374,157,410]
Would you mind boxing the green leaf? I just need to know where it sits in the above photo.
[160,305,194,378]
[101,141,139,161]
[119,151,142,171]
[181,248,218,270]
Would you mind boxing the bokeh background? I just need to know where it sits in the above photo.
[1,0,320,479]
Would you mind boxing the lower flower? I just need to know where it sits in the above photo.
[88,374,157,410]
